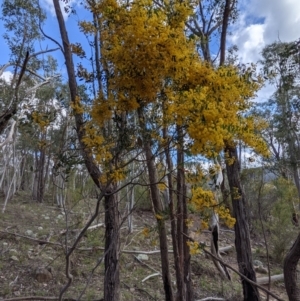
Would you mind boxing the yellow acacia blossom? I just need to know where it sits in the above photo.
[31,111,50,132]
[142,227,150,237]
[190,186,235,229]
[187,241,201,255]
[71,96,84,114]
[155,213,164,220]
[78,0,268,206]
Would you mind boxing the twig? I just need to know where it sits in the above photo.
[0,230,61,247]
[122,282,156,300]
[29,48,60,59]
[141,272,160,283]
[196,297,226,301]
[9,274,18,286]
[59,223,104,235]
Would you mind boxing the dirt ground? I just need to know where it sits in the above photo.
[0,191,288,300]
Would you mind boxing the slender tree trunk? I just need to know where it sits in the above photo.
[104,186,120,301]
[127,183,134,234]
[183,183,193,301]
[44,148,51,193]
[138,107,174,301]
[225,145,260,301]
[163,127,183,301]
[37,145,46,203]
[177,124,193,301]
[284,233,300,301]
[18,151,27,191]
[176,140,185,299]
[32,151,39,201]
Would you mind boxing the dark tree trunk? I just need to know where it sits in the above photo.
[284,233,300,301]
[176,132,185,299]
[183,183,193,301]
[177,125,193,301]
[36,142,46,203]
[33,132,47,203]
[0,52,29,135]
[145,145,174,301]
[225,145,260,301]
[104,187,120,301]
[19,151,27,191]
[163,127,183,301]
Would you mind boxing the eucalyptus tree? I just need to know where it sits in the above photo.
[259,40,300,301]
[0,0,60,206]
[260,41,300,201]
[0,0,59,134]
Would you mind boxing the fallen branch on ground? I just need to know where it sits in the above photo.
[122,281,156,300]
[59,223,104,235]
[0,230,61,247]
[219,245,234,254]
[142,272,160,283]
[257,274,284,285]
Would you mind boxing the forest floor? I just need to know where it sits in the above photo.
[0,191,289,301]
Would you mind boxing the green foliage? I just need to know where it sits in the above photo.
[269,200,297,262]
[1,0,46,62]
[244,173,299,263]
[267,178,299,262]
[256,40,300,177]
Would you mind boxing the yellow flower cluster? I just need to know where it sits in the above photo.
[190,186,235,229]
[78,0,268,190]
[187,241,201,255]
[191,187,217,210]
[31,111,50,132]
[70,96,84,114]
[216,207,236,229]
[70,43,85,58]
[142,227,150,237]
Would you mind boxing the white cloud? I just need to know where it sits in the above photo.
[230,22,265,63]
[229,0,300,101]
[0,71,13,83]
[231,0,300,64]
[40,0,79,20]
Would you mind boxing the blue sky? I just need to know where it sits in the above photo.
[1,0,300,100]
